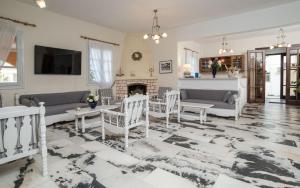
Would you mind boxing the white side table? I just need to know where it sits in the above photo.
[180,102,214,124]
[67,105,119,133]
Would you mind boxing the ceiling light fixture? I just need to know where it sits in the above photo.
[143,9,167,44]
[36,0,46,8]
[270,28,291,49]
[219,37,234,55]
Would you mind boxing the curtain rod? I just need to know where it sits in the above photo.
[184,47,199,54]
[0,16,36,27]
[80,35,120,46]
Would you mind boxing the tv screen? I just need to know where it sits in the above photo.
[34,45,81,75]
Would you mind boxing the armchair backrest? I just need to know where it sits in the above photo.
[158,87,172,99]
[165,90,180,113]
[123,94,149,127]
[98,88,113,98]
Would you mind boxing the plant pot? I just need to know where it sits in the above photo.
[88,101,98,109]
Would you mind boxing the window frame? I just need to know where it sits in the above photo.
[0,30,24,89]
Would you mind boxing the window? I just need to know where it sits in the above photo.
[0,25,23,88]
[88,40,114,88]
[185,50,199,74]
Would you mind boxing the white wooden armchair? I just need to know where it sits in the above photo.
[149,90,180,128]
[100,94,149,149]
[98,88,121,105]
[0,103,47,176]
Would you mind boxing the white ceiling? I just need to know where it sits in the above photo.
[18,0,297,32]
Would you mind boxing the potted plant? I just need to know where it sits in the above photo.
[208,58,222,78]
[86,94,99,109]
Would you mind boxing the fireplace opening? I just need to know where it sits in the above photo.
[128,84,147,96]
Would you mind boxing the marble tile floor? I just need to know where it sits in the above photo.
[0,103,300,188]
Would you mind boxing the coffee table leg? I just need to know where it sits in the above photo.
[204,109,207,122]
[101,113,105,141]
[75,116,78,132]
[82,116,85,133]
[200,109,203,124]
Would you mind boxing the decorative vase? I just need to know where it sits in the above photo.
[212,68,217,78]
[88,101,97,109]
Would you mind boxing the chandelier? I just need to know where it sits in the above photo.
[270,28,291,49]
[143,9,167,44]
[218,37,234,55]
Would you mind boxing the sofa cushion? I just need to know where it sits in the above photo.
[46,103,88,116]
[181,99,235,109]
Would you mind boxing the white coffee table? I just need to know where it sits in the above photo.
[67,105,119,133]
[180,102,214,124]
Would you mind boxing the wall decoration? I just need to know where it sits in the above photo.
[159,60,172,74]
[131,51,143,61]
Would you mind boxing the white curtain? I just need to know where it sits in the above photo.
[0,21,17,63]
[89,40,114,88]
[185,50,199,74]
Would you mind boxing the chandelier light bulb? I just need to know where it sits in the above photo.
[162,33,168,38]
[153,34,160,40]
[36,0,46,8]
[143,34,149,40]
[155,40,160,44]
[230,49,234,53]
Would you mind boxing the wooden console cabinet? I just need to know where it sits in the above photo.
[199,55,244,73]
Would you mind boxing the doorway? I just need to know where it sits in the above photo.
[265,55,281,99]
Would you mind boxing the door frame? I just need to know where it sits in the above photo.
[247,50,266,103]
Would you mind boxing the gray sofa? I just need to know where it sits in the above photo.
[18,91,90,125]
[180,89,240,119]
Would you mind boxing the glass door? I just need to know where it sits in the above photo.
[286,47,300,104]
[247,50,266,103]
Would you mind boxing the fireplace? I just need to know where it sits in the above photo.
[115,78,157,99]
[128,84,147,96]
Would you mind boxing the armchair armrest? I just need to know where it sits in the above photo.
[149,101,166,106]
[100,109,125,117]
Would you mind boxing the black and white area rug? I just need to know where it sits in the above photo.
[0,103,300,188]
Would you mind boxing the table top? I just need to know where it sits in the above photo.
[66,105,119,116]
[180,102,214,109]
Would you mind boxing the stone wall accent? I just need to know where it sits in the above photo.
[115,79,158,98]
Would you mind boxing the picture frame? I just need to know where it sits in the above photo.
[159,60,173,74]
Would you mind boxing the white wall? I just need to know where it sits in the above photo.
[0,0,125,106]
[200,29,300,57]
[150,1,300,87]
[121,34,154,78]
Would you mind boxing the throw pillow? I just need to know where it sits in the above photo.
[228,95,236,105]
[32,96,40,106]
[81,93,90,103]
[222,91,232,102]
[180,90,188,100]
[21,98,37,107]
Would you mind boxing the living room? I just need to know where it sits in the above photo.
[0,0,300,188]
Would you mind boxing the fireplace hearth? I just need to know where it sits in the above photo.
[128,84,147,96]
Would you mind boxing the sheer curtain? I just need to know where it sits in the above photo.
[89,40,114,88]
[185,50,199,74]
[0,21,17,63]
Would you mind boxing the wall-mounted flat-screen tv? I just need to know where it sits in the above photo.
[34,45,81,75]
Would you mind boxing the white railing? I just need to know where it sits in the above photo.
[0,103,47,176]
